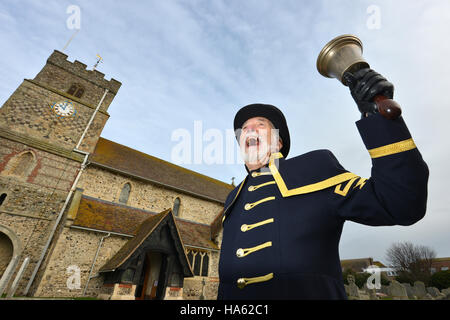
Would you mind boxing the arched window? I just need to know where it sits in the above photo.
[194,253,202,276]
[74,87,84,98]
[187,250,194,268]
[201,253,209,277]
[118,183,131,204]
[67,84,85,98]
[185,249,209,277]
[0,193,7,207]
[173,197,181,217]
[67,84,77,96]
[4,151,35,179]
[0,232,13,276]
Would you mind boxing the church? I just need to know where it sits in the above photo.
[0,50,233,300]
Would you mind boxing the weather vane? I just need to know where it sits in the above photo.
[93,54,103,71]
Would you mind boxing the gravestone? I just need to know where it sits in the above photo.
[413,281,427,299]
[346,275,360,300]
[435,292,447,300]
[358,291,370,300]
[369,290,378,300]
[426,287,441,298]
[441,288,450,299]
[363,283,379,300]
[423,293,434,300]
[380,284,389,295]
[388,280,408,300]
[402,283,416,299]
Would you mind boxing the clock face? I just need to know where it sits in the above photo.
[52,101,76,117]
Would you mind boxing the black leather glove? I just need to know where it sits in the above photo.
[343,68,394,118]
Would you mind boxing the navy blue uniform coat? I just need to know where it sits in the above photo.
[218,114,429,300]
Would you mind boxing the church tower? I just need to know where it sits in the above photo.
[0,50,121,154]
[0,50,121,296]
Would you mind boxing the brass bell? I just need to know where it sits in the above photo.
[316,34,401,120]
[317,34,369,86]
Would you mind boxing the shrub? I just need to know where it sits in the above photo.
[380,274,391,286]
[430,270,450,290]
[395,272,415,286]
[354,272,372,288]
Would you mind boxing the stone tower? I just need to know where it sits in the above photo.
[0,50,121,153]
[0,50,121,296]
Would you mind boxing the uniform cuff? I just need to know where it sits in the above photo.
[355,113,413,150]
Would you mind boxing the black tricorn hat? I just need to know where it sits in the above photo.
[234,103,290,158]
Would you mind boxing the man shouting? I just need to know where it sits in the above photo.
[217,68,429,299]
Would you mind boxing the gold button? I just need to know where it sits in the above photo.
[236,248,244,257]
[237,278,246,289]
[241,224,248,232]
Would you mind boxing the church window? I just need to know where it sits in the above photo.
[173,197,181,216]
[4,151,35,179]
[185,249,209,277]
[74,88,84,98]
[68,85,77,95]
[201,253,209,277]
[119,183,131,204]
[187,250,194,267]
[0,193,6,207]
[67,84,85,98]
[194,253,202,275]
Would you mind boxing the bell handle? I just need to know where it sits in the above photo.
[374,95,402,120]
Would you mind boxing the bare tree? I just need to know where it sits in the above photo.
[385,241,436,285]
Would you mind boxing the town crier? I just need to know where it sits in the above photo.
[217,68,429,299]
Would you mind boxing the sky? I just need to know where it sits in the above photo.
[0,0,449,264]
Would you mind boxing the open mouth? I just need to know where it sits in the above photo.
[246,136,260,147]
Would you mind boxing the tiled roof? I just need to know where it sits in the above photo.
[72,195,219,250]
[432,257,450,262]
[340,258,374,272]
[373,261,387,268]
[89,137,233,203]
[99,209,194,276]
[99,211,168,273]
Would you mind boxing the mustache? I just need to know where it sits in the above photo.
[242,132,267,147]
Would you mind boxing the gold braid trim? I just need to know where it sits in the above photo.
[368,138,416,159]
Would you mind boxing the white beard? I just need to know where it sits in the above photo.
[240,130,280,166]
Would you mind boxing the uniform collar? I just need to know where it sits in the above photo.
[245,152,284,175]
